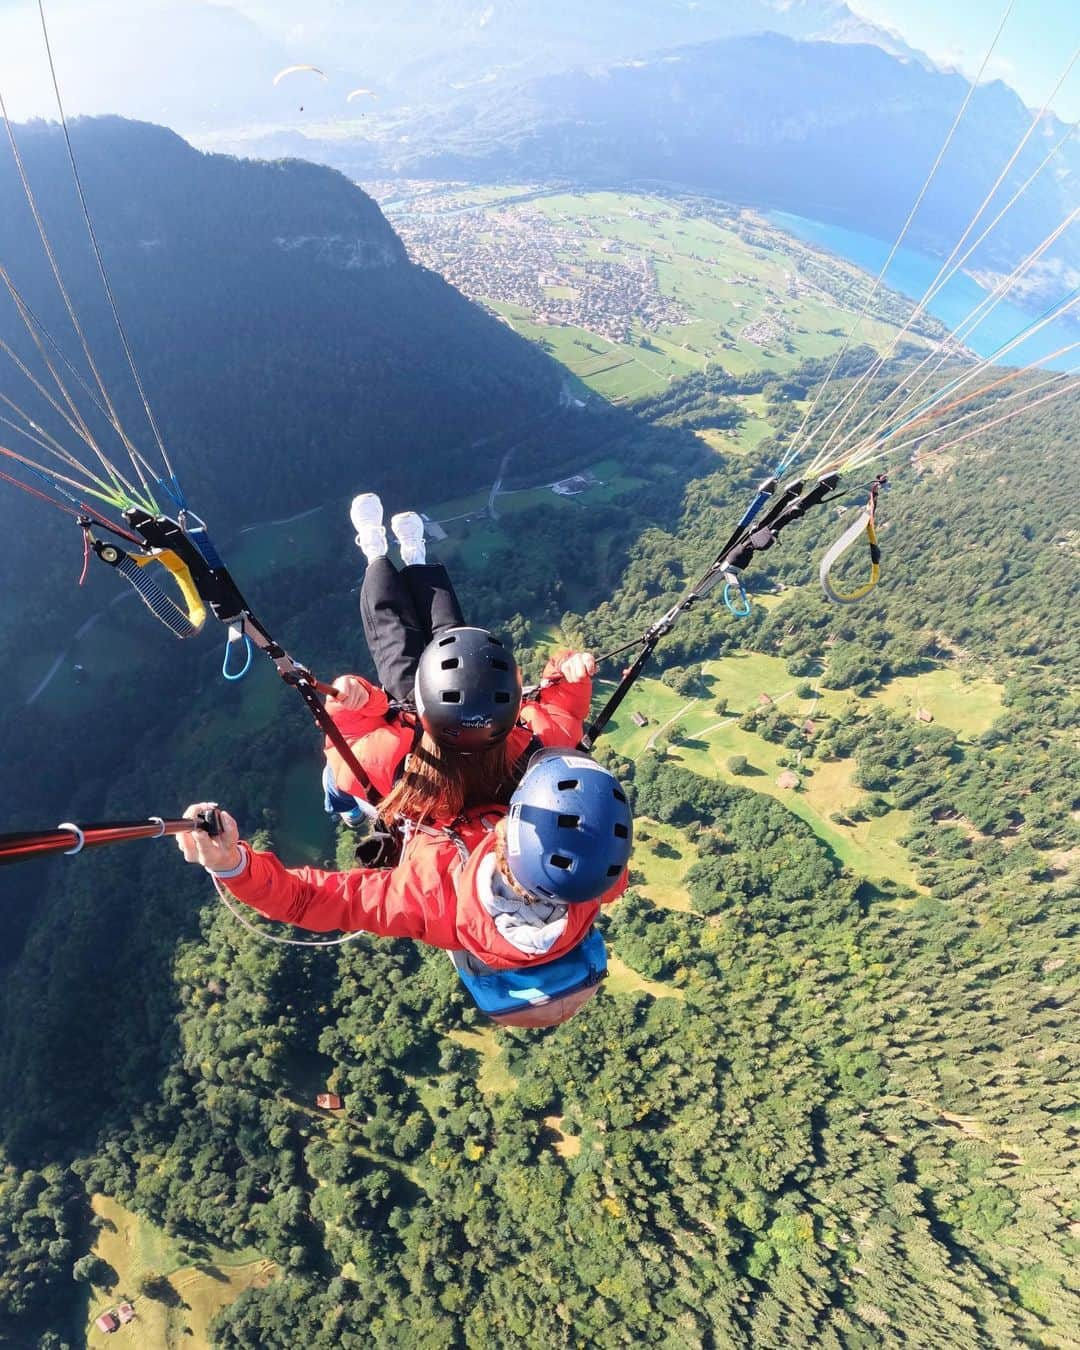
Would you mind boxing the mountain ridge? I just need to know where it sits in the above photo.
[0,115,566,634]
[366,33,1078,284]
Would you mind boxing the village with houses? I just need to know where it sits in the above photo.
[388,199,692,343]
[373,185,857,366]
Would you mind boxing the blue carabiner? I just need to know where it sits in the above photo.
[222,630,254,681]
[723,576,751,618]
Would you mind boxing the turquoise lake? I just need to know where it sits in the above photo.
[769,211,1077,372]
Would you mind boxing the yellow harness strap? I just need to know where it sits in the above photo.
[129,548,207,632]
[93,537,207,638]
[819,496,882,605]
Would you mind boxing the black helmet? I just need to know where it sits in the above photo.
[414,627,522,751]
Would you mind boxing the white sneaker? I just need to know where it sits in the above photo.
[350,493,387,562]
[390,510,426,566]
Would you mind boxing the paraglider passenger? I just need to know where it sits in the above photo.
[322,494,597,828]
[178,750,633,1027]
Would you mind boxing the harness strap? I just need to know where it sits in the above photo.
[91,538,205,639]
[819,477,885,605]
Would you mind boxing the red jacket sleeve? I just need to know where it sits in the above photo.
[521,649,593,747]
[323,677,410,799]
[221,845,454,942]
[324,676,390,739]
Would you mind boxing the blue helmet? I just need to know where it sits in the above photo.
[505,750,633,904]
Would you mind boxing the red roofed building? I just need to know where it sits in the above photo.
[95,1311,120,1334]
[316,1092,342,1110]
[117,1302,136,1324]
[758,692,773,706]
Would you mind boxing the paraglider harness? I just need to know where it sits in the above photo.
[347,714,546,869]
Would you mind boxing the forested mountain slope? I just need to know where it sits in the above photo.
[0,116,564,635]
[1,344,1076,1345]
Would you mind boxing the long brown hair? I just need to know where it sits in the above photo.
[379,731,520,828]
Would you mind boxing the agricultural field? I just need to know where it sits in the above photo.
[85,1195,275,1350]
[381,186,927,403]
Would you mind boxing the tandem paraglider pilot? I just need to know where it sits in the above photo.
[178,750,634,1028]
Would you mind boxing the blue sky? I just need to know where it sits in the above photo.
[849,0,1079,119]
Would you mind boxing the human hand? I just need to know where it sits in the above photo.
[326,675,370,713]
[176,802,243,873]
[559,651,597,684]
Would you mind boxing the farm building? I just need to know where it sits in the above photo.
[917,707,934,723]
[803,719,816,736]
[631,711,649,727]
[776,771,800,790]
[758,692,773,706]
[117,1303,136,1324]
[95,1312,120,1334]
[316,1092,343,1110]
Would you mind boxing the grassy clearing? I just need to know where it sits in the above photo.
[229,504,336,575]
[601,647,927,890]
[633,818,699,912]
[85,1194,275,1350]
[874,666,1003,739]
[447,1026,518,1095]
[425,457,647,578]
[606,954,685,1001]
[543,1114,582,1159]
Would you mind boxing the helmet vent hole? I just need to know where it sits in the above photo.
[440,657,460,670]
[557,814,580,829]
[550,853,573,870]
[613,787,627,803]
[492,659,510,671]
[494,691,512,703]
[607,864,622,877]
[614,823,629,839]
[441,690,461,703]
[557,778,579,791]
[438,635,456,646]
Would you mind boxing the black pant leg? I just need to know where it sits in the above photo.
[401,563,466,640]
[360,557,428,702]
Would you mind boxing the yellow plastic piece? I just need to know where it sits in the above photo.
[131,548,207,632]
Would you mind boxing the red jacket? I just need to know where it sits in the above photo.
[222,809,628,970]
[325,651,591,807]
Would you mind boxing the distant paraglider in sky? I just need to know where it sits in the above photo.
[272,65,328,113]
[346,88,378,102]
[271,65,328,87]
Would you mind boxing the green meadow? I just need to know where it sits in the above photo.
[85,1195,275,1350]
[601,645,1004,895]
